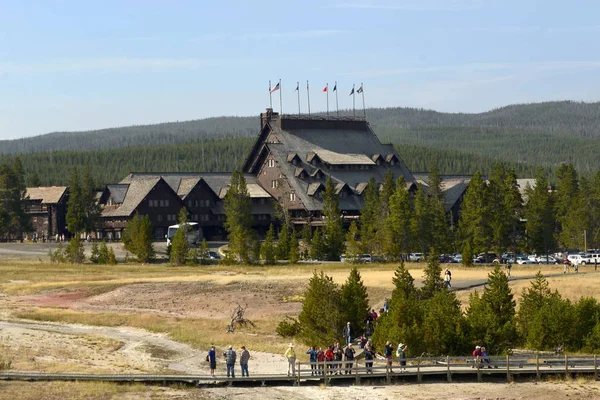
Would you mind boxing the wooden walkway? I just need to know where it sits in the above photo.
[1,355,598,386]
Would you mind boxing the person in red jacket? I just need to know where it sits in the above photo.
[472,345,483,368]
[325,346,335,374]
[316,347,325,375]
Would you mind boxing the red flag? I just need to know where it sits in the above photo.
[322,85,328,92]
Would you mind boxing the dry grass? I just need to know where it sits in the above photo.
[0,381,154,400]
[13,308,290,354]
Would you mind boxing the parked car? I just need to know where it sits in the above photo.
[360,254,372,263]
[567,253,584,265]
[452,254,463,263]
[580,252,600,265]
[516,256,536,265]
[536,255,559,264]
[409,253,425,262]
[474,253,498,264]
[207,251,221,260]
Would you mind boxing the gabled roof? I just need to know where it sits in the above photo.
[371,154,384,163]
[335,182,350,194]
[294,167,307,178]
[355,182,369,195]
[219,184,272,199]
[105,184,129,204]
[310,168,325,178]
[287,153,301,163]
[412,173,472,212]
[26,186,68,204]
[385,154,399,163]
[306,152,321,163]
[177,177,201,198]
[307,182,324,196]
[102,177,162,217]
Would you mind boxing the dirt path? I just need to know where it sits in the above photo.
[0,319,286,375]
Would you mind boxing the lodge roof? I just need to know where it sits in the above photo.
[412,173,472,212]
[102,177,162,217]
[25,186,68,204]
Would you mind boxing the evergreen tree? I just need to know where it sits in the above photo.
[427,166,451,253]
[66,167,85,235]
[98,240,110,264]
[297,271,342,346]
[345,221,361,262]
[421,290,467,355]
[411,184,431,253]
[360,177,382,254]
[525,168,557,254]
[391,261,417,299]
[223,170,255,263]
[340,266,370,333]
[90,241,100,263]
[309,227,325,261]
[384,177,411,260]
[29,172,42,187]
[322,176,345,261]
[0,164,29,240]
[122,213,155,263]
[276,225,290,260]
[301,224,312,260]
[107,246,117,265]
[261,224,276,265]
[486,163,522,254]
[466,266,517,354]
[379,169,395,221]
[457,171,490,255]
[170,208,190,265]
[419,252,445,300]
[289,229,300,264]
[81,162,101,234]
[198,239,210,264]
[64,235,85,263]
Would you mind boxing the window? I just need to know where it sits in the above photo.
[267,159,275,167]
[159,200,165,207]
[271,180,278,189]
[149,200,155,207]
[260,198,266,204]
[165,199,169,207]
[289,192,296,201]
[157,214,163,222]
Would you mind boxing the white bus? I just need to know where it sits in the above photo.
[166,222,202,246]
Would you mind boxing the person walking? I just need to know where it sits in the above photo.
[505,262,512,278]
[344,344,355,374]
[342,322,353,346]
[223,345,236,378]
[444,268,452,288]
[239,346,250,377]
[306,346,318,376]
[207,345,217,377]
[334,342,343,374]
[284,343,296,376]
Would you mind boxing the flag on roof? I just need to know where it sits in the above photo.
[270,82,280,93]
[295,82,299,91]
[357,85,363,93]
[349,87,355,96]
[333,83,337,91]
[322,85,328,92]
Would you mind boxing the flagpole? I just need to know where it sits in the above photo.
[361,82,366,118]
[279,79,282,115]
[307,80,311,116]
[269,80,272,109]
[297,81,300,116]
[352,84,356,117]
[326,83,329,116]
[335,81,339,116]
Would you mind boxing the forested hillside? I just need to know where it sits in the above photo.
[1,100,598,183]
[0,139,548,187]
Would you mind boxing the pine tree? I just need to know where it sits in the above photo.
[340,266,370,334]
[90,241,100,263]
[345,221,361,262]
[81,162,101,235]
[298,271,342,346]
[301,224,312,260]
[309,227,325,261]
[525,168,557,254]
[98,240,110,264]
[170,208,190,265]
[66,166,85,235]
[391,261,417,299]
[360,177,382,254]
[384,176,411,260]
[411,184,431,253]
[64,235,85,263]
[322,176,345,261]
[458,171,490,255]
[427,166,451,253]
[421,290,467,355]
[467,266,517,354]
[29,172,42,187]
[0,164,29,240]
[379,169,395,221]
[261,224,276,265]
[199,239,209,264]
[289,229,300,264]
[107,247,117,265]
[224,170,255,263]
[276,226,290,260]
[123,213,155,263]
[419,252,445,300]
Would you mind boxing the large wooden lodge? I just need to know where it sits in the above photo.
[25,109,472,240]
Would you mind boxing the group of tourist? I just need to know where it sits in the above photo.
[304,341,356,376]
[472,345,492,368]
[206,344,251,378]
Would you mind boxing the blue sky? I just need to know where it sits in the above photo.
[1,0,600,139]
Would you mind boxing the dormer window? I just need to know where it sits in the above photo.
[267,159,275,167]
[289,192,296,201]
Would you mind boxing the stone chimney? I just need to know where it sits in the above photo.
[260,108,280,130]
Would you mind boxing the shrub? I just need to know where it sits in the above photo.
[276,317,301,338]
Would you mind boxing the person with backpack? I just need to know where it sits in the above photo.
[396,343,407,371]
[385,341,394,373]
[364,343,374,374]
[344,344,355,374]
[334,342,344,374]
[444,268,452,288]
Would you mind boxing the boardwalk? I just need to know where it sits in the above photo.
[1,355,598,387]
